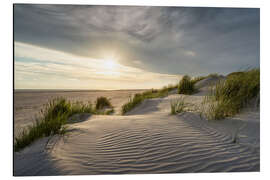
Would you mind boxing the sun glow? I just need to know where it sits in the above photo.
[15,42,180,89]
[100,57,121,76]
[104,58,117,70]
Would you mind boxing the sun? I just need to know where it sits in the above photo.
[104,58,117,70]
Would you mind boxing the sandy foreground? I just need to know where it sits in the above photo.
[14,83,260,175]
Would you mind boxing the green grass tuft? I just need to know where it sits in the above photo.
[190,76,207,84]
[121,95,143,115]
[190,73,222,85]
[178,75,195,95]
[202,69,260,120]
[121,84,178,114]
[15,97,114,152]
[170,97,186,115]
[226,71,244,78]
[95,96,112,110]
[207,73,221,78]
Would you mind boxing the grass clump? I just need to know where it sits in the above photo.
[95,96,112,110]
[226,71,244,78]
[191,76,207,84]
[207,73,221,78]
[15,97,113,152]
[170,97,186,115]
[202,69,260,120]
[178,75,195,95]
[190,73,222,85]
[121,85,178,114]
[15,98,73,152]
[121,95,144,115]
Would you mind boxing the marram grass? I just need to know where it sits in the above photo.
[15,97,114,152]
[95,96,112,110]
[202,69,260,120]
[170,97,186,115]
[178,75,195,95]
[121,84,177,114]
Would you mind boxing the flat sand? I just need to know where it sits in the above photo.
[14,81,260,175]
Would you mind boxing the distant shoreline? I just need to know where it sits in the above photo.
[14,89,149,93]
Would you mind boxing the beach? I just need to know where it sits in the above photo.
[12,4,261,177]
[14,89,145,138]
[14,80,260,175]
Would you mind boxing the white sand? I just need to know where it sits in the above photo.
[14,80,260,175]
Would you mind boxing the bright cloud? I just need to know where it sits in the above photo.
[15,42,180,89]
[14,5,259,89]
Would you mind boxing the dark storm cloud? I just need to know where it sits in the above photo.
[14,4,260,75]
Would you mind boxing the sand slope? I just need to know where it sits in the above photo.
[14,84,260,175]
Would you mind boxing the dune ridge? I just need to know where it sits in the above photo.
[14,80,260,175]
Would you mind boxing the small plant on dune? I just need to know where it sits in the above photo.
[170,97,186,115]
[121,84,178,114]
[121,94,143,114]
[190,73,221,85]
[207,73,221,78]
[202,97,239,120]
[191,76,207,84]
[202,69,260,120]
[15,98,71,152]
[15,97,114,152]
[95,97,112,110]
[226,71,244,78]
[178,75,195,95]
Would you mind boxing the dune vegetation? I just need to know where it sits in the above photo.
[190,73,222,84]
[170,97,186,115]
[121,84,177,114]
[178,75,196,95]
[15,97,113,152]
[95,96,112,110]
[202,69,260,120]
[15,69,260,151]
[121,73,223,115]
[190,76,207,84]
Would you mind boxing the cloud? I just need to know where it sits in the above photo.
[184,51,196,57]
[15,42,180,89]
[14,5,260,88]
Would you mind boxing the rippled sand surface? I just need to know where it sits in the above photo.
[14,82,260,175]
[46,114,258,175]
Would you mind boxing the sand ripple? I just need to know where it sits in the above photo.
[47,112,259,175]
[14,89,259,175]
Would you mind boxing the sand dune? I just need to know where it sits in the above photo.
[14,83,260,175]
[195,75,225,89]
[14,90,145,138]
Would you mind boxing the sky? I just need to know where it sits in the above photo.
[14,4,260,90]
